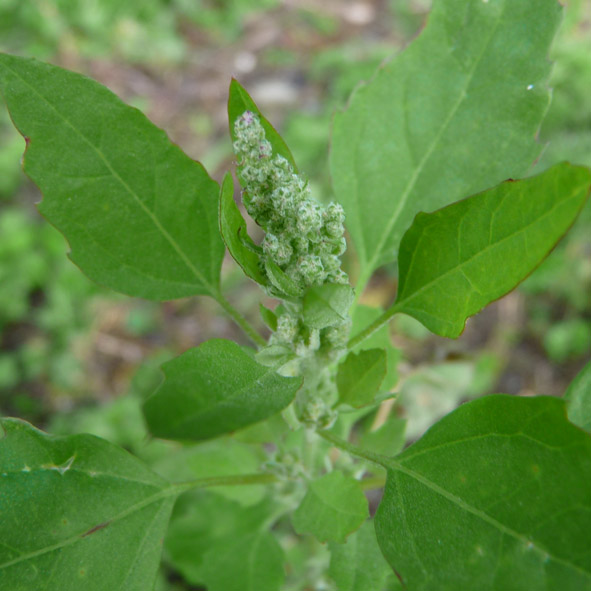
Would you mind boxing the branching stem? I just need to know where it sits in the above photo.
[215,292,267,347]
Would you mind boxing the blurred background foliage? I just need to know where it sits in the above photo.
[0,1,590,587]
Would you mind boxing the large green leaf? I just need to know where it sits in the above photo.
[375,395,591,590]
[292,470,369,543]
[329,520,401,591]
[0,418,175,591]
[391,163,590,337]
[143,339,302,441]
[564,362,591,433]
[330,0,562,291]
[0,53,224,300]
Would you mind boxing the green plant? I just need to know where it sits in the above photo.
[1,0,591,589]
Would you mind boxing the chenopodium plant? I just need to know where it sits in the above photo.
[1,0,591,589]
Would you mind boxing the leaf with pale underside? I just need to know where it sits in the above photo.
[219,172,267,285]
[392,163,591,337]
[330,0,562,287]
[375,395,591,590]
[0,418,175,591]
[0,53,224,301]
[143,339,302,441]
[564,361,591,433]
[292,470,369,543]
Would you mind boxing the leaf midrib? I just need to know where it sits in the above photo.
[0,59,219,298]
[357,11,503,279]
[386,455,591,580]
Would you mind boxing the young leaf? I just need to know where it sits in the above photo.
[375,395,591,590]
[564,361,591,433]
[360,415,407,457]
[259,303,278,331]
[0,418,176,591]
[392,163,591,338]
[0,53,224,301]
[303,283,354,329]
[351,305,399,391]
[228,78,297,171]
[219,172,267,285]
[292,470,369,543]
[143,339,302,441]
[330,0,562,288]
[337,349,387,408]
[329,520,401,591]
[265,258,304,298]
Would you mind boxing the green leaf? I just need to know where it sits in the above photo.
[303,283,354,329]
[351,305,399,391]
[228,78,297,171]
[219,172,267,285]
[265,258,304,298]
[375,395,591,590]
[337,349,387,408]
[0,418,175,591]
[393,163,591,337]
[360,416,407,457]
[143,339,302,441]
[0,53,224,301]
[292,470,369,543]
[201,530,285,591]
[165,491,271,585]
[329,520,401,591]
[565,361,591,433]
[259,303,278,331]
[330,0,562,286]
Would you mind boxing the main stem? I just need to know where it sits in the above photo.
[215,291,267,347]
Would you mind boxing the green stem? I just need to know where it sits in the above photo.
[215,292,267,347]
[172,472,278,494]
[318,430,388,468]
[347,303,400,350]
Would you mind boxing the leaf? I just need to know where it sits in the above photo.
[392,163,591,337]
[0,418,175,591]
[259,303,278,331]
[303,283,354,329]
[0,53,224,301]
[265,258,304,298]
[360,416,407,457]
[165,491,271,585]
[329,520,401,591]
[351,305,399,391]
[228,78,297,171]
[201,530,285,591]
[330,0,563,286]
[292,470,369,543]
[565,361,591,433]
[337,349,387,408]
[219,172,267,285]
[143,339,302,441]
[375,395,591,590]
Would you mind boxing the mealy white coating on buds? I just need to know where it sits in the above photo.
[233,111,348,290]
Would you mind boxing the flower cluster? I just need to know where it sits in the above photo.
[233,111,348,289]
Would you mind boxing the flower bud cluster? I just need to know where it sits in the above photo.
[233,111,348,289]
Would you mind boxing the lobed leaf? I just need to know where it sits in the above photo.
[0,53,224,300]
[0,418,175,591]
[330,0,563,287]
[143,339,302,441]
[375,395,591,590]
[392,163,591,337]
[292,470,369,543]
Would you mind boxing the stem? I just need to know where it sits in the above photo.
[318,430,388,468]
[347,303,400,350]
[215,292,267,347]
[172,472,278,494]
